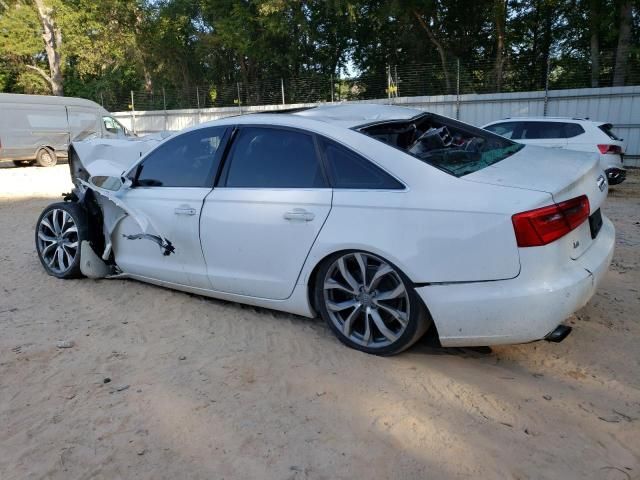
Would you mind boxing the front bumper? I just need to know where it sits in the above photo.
[606,168,626,185]
[416,217,615,347]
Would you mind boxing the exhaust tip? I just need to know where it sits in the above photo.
[545,325,572,343]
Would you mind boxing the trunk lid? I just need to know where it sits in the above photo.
[464,145,608,259]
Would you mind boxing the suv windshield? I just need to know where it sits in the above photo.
[358,113,523,177]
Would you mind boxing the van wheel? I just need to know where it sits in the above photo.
[36,148,57,167]
[12,160,36,167]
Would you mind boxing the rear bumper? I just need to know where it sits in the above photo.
[416,216,615,347]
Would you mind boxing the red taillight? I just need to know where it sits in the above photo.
[512,195,590,247]
[597,144,622,154]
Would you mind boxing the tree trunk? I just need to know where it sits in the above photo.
[613,0,632,86]
[493,0,507,92]
[589,0,600,87]
[412,11,451,93]
[539,1,553,90]
[33,0,63,95]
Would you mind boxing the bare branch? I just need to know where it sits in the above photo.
[25,64,52,84]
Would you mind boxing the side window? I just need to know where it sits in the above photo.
[564,123,585,138]
[521,122,567,139]
[319,137,404,189]
[485,122,520,139]
[135,127,227,188]
[103,116,123,135]
[222,127,326,188]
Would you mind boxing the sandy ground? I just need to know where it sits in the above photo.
[0,162,638,480]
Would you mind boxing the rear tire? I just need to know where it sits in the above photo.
[35,202,88,279]
[36,148,57,167]
[314,250,431,356]
[12,160,36,167]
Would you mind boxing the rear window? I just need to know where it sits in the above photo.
[487,121,585,139]
[598,123,621,140]
[359,113,524,177]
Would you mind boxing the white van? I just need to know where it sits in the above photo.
[0,93,133,167]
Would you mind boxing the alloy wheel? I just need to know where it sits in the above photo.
[322,252,410,348]
[37,208,79,274]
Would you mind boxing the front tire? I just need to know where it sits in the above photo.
[314,251,431,356]
[35,202,88,278]
[36,148,57,167]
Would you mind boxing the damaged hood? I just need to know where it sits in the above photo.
[72,132,172,177]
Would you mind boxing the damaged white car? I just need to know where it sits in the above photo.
[35,105,615,355]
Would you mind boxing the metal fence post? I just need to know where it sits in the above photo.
[196,86,201,124]
[100,92,104,108]
[237,82,242,114]
[456,58,461,119]
[387,65,391,100]
[395,65,399,97]
[543,57,551,116]
[130,90,136,134]
[281,78,286,105]
[330,74,334,103]
[162,87,167,131]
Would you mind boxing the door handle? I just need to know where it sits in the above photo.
[283,208,315,222]
[174,206,197,216]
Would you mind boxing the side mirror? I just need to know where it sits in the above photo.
[89,175,132,191]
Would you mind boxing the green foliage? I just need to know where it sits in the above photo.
[0,0,638,103]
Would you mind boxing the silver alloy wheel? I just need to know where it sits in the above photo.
[323,252,410,348]
[37,208,79,274]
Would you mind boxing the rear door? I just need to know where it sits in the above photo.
[518,121,568,149]
[200,126,332,300]
[112,127,228,288]
[67,107,100,142]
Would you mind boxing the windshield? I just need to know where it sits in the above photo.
[359,113,524,177]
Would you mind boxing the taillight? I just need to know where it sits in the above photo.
[597,144,622,154]
[512,195,590,247]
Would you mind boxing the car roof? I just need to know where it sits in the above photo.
[485,117,605,125]
[291,104,425,128]
[0,92,107,112]
[189,103,427,135]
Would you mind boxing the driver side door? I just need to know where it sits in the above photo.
[112,127,229,288]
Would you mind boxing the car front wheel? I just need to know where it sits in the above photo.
[315,251,431,355]
[35,202,88,278]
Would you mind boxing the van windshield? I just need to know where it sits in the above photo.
[358,113,524,177]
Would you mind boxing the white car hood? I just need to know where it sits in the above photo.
[72,132,171,177]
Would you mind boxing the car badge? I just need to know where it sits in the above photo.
[597,175,606,192]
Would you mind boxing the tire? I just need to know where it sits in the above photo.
[35,202,88,279]
[314,251,431,356]
[12,160,36,167]
[36,148,57,167]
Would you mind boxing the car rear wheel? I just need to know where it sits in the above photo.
[36,148,57,167]
[315,251,431,355]
[35,202,88,279]
[12,160,36,167]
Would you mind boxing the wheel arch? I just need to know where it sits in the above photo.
[304,247,436,329]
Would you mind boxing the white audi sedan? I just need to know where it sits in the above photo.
[35,104,614,355]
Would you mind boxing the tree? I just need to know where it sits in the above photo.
[613,0,633,86]
[33,0,63,94]
[494,0,507,91]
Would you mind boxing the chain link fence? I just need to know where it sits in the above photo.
[93,50,640,113]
